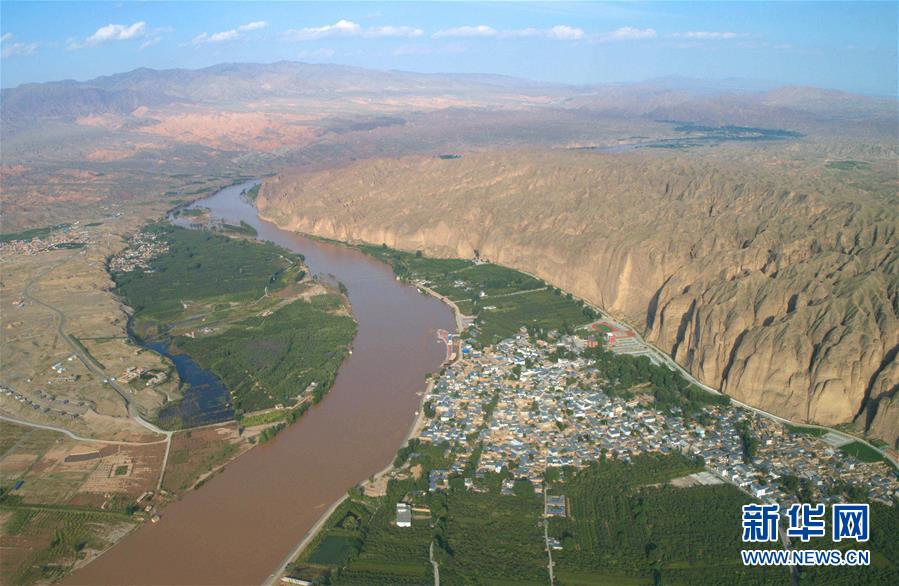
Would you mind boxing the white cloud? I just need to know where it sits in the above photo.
[68,21,169,50]
[283,20,425,41]
[193,21,267,45]
[364,26,424,39]
[432,25,498,39]
[239,21,268,32]
[1,33,39,58]
[547,25,585,41]
[283,19,362,41]
[597,27,657,42]
[671,31,745,40]
[86,21,146,46]
[432,24,585,40]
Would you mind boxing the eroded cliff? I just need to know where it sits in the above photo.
[258,149,899,445]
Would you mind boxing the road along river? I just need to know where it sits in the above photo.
[67,180,455,585]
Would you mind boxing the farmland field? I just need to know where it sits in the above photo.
[358,245,592,346]
[548,455,787,585]
[0,505,135,585]
[178,293,355,412]
[161,423,244,492]
[114,223,356,413]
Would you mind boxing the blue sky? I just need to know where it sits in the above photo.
[1,2,896,95]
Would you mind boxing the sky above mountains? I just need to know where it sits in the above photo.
[1,1,896,96]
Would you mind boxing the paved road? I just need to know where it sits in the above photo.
[449,286,548,304]
[583,311,899,470]
[430,540,441,586]
[0,413,166,446]
[543,487,555,586]
[15,252,173,489]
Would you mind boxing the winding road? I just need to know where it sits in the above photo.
[10,252,173,488]
[581,309,898,469]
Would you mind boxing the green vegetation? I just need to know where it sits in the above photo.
[0,222,71,243]
[439,480,547,584]
[219,220,258,237]
[582,345,729,419]
[839,441,892,466]
[460,288,593,346]
[549,455,786,585]
[163,430,240,491]
[242,184,261,203]
[239,409,289,427]
[114,223,300,323]
[178,295,354,412]
[672,123,802,140]
[358,245,593,346]
[296,452,795,585]
[177,207,207,217]
[0,504,133,585]
[115,223,355,413]
[826,160,871,171]
[785,423,828,437]
[738,419,759,463]
[796,502,899,585]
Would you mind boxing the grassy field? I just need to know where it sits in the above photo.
[839,441,893,466]
[784,423,828,437]
[357,245,593,346]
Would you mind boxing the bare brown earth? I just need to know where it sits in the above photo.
[259,146,899,446]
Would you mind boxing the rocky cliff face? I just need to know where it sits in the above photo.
[259,149,898,446]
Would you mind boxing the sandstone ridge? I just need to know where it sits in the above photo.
[259,150,898,446]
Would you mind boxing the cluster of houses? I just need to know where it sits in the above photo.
[0,225,92,256]
[107,230,168,273]
[416,331,898,507]
[1,383,90,420]
[120,366,167,387]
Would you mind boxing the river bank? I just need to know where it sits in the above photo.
[263,257,469,585]
[67,180,455,586]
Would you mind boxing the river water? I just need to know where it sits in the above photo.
[67,180,455,585]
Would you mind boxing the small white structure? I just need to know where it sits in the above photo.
[396,503,412,528]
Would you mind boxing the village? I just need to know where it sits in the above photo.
[0,223,94,256]
[106,229,169,273]
[415,329,899,510]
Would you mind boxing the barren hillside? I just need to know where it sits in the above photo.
[259,148,899,445]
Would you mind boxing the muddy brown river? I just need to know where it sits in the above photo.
[67,180,454,585]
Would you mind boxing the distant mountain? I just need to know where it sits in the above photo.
[0,62,567,127]
[566,82,898,137]
[3,62,895,138]
[0,80,181,128]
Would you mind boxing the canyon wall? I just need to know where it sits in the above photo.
[258,149,898,446]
